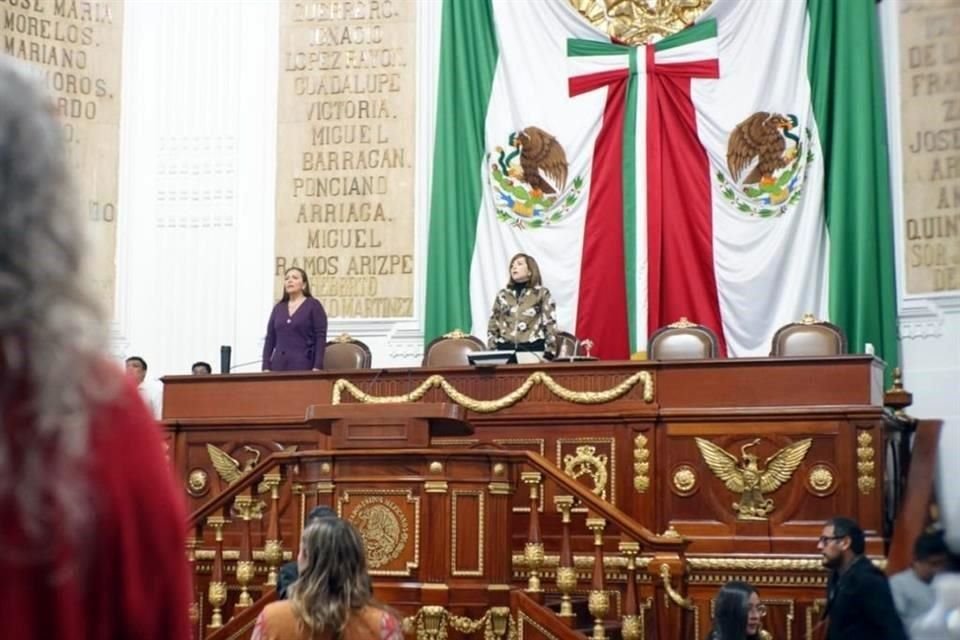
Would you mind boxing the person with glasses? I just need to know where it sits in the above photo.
[706,581,766,640]
[818,516,907,640]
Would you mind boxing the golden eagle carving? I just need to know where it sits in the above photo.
[695,437,812,521]
[206,444,297,494]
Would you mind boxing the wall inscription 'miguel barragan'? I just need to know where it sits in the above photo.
[2,0,124,313]
[276,0,416,319]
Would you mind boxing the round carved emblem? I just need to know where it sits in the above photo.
[672,465,697,494]
[808,465,834,493]
[187,468,209,496]
[348,497,408,569]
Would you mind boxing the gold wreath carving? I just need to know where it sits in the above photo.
[696,437,812,520]
[673,465,697,493]
[332,371,653,412]
[808,465,834,493]
[570,0,713,46]
[856,431,876,494]
[633,433,650,493]
[563,445,609,499]
[349,496,409,569]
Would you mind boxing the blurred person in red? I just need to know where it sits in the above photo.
[0,56,191,639]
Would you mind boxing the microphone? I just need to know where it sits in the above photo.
[362,367,388,397]
[572,337,580,361]
[229,359,267,372]
[220,345,232,373]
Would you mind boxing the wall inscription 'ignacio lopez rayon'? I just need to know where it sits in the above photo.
[275,0,416,319]
[3,0,124,314]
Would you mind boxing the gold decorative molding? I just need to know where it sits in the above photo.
[451,490,485,577]
[442,329,470,339]
[633,433,650,493]
[339,489,420,576]
[557,437,616,510]
[660,563,695,609]
[563,445,609,499]
[569,0,713,46]
[332,370,654,412]
[668,316,697,328]
[856,431,876,494]
[333,332,355,343]
[513,553,652,572]
[695,437,812,520]
[807,464,834,493]
[404,606,517,640]
[672,465,697,494]
[805,599,826,640]
[688,557,825,572]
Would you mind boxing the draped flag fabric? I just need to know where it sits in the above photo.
[425,0,898,373]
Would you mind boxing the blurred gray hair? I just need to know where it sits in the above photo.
[0,57,112,548]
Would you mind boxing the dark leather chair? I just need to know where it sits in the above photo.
[324,333,372,370]
[770,314,846,356]
[555,331,582,359]
[422,330,486,367]
[648,317,720,360]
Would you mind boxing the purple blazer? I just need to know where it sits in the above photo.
[262,297,328,371]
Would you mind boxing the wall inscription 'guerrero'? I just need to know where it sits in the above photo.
[3,0,124,313]
[899,1,960,294]
[275,0,416,318]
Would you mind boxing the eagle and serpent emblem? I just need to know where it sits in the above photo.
[206,443,298,494]
[489,126,584,230]
[695,437,813,520]
[716,111,815,218]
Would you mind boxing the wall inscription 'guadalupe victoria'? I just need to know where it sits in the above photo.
[2,0,124,313]
[276,0,415,318]
[899,1,960,295]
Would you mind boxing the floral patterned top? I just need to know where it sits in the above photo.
[252,602,402,640]
[486,284,558,357]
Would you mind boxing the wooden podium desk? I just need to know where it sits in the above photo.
[164,356,888,555]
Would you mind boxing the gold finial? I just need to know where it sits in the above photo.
[668,317,696,328]
[334,332,354,343]
[801,313,818,325]
[443,329,469,339]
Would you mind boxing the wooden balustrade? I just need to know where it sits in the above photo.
[187,447,689,640]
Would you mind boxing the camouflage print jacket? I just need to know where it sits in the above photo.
[486,284,558,356]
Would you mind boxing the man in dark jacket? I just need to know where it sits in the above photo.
[276,506,337,599]
[819,516,907,640]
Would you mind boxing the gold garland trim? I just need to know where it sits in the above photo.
[332,371,653,413]
[403,606,518,640]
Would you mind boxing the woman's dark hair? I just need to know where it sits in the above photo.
[279,267,313,302]
[708,581,758,640]
[505,253,543,288]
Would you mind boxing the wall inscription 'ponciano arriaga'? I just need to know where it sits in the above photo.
[2,0,124,313]
[276,0,416,318]
[899,0,960,294]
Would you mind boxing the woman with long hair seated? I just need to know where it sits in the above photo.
[253,517,402,640]
[706,581,767,640]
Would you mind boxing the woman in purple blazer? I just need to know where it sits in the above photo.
[262,268,328,371]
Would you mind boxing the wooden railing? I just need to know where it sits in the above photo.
[187,447,690,640]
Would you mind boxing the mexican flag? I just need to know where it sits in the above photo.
[425,0,898,371]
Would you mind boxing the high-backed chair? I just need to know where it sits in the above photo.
[324,333,372,370]
[422,330,486,367]
[770,313,846,357]
[555,331,586,359]
[648,317,719,361]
